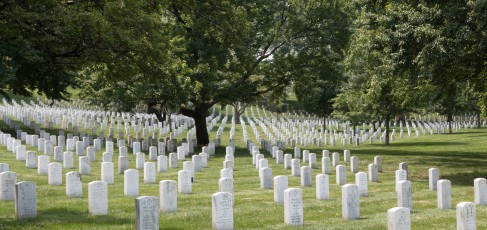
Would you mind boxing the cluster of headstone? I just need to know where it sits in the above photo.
[245,141,484,229]
[0,99,235,229]
[0,99,485,229]
[241,106,483,150]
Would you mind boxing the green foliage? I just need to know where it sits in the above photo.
[0,0,106,99]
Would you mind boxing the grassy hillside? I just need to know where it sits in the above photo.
[0,113,486,229]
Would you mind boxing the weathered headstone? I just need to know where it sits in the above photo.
[212,192,234,230]
[301,166,312,187]
[336,165,346,185]
[397,180,412,210]
[387,207,410,230]
[356,172,368,197]
[220,168,233,179]
[79,156,91,175]
[342,184,360,220]
[303,150,309,163]
[0,171,17,200]
[159,180,177,213]
[169,153,178,168]
[399,162,408,175]
[183,161,195,182]
[260,167,272,189]
[44,140,53,156]
[350,156,359,173]
[274,175,288,204]
[368,163,378,182]
[322,149,330,158]
[136,152,145,170]
[374,156,383,172]
[309,153,317,169]
[87,147,96,162]
[26,151,36,169]
[48,163,62,186]
[118,156,129,174]
[223,160,234,170]
[76,141,84,156]
[102,152,113,163]
[15,181,37,220]
[133,142,141,155]
[344,149,350,162]
[54,146,63,162]
[437,179,451,209]
[124,169,139,196]
[219,177,234,194]
[199,152,208,167]
[37,155,49,175]
[101,162,114,184]
[316,174,329,200]
[474,178,487,205]
[135,196,159,230]
[429,168,439,191]
[178,170,191,194]
[456,202,476,230]
[291,159,300,177]
[119,146,128,157]
[144,162,156,184]
[284,188,303,226]
[66,172,82,198]
[284,154,292,169]
[332,152,340,167]
[63,151,74,169]
[276,150,284,164]
[157,155,167,172]
[322,157,331,174]
[16,145,26,161]
[177,146,186,161]
[88,181,108,215]
[192,155,202,172]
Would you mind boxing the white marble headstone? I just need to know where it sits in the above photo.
[212,192,234,230]
[124,169,139,196]
[135,196,159,230]
[88,181,108,215]
[159,180,177,213]
[15,181,37,220]
[284,188,303,226]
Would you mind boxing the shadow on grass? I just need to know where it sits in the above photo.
[442,171,487,186]
[385,141,466,147]
[1,207,131,228]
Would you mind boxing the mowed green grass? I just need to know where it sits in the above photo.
[1,119,487,229]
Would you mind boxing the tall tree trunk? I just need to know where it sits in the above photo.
[153,110,164,122]
[322,116,326,132]
[447,112,453,134]
[194,106,209,146]
[385,113,390,145]
[234,103,241,124]
[476,109,481,128]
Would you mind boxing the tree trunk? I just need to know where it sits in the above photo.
[476,109,481,128]
[153,110,164,122]
[447,112,453,134]
[322,116,326,132]
[194,106,209,146]
[385,113,390,145]
[234,103,241,124]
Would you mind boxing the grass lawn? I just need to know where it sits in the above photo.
[1,113,487,229]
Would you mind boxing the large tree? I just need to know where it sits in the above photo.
[162,0,351,145]
[0,0,106,99]
[78,1,191,123]
[336,1,425,145]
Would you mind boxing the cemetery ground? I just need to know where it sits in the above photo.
[1,120,487,229]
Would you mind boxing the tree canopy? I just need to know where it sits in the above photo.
[2,0,487,146]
